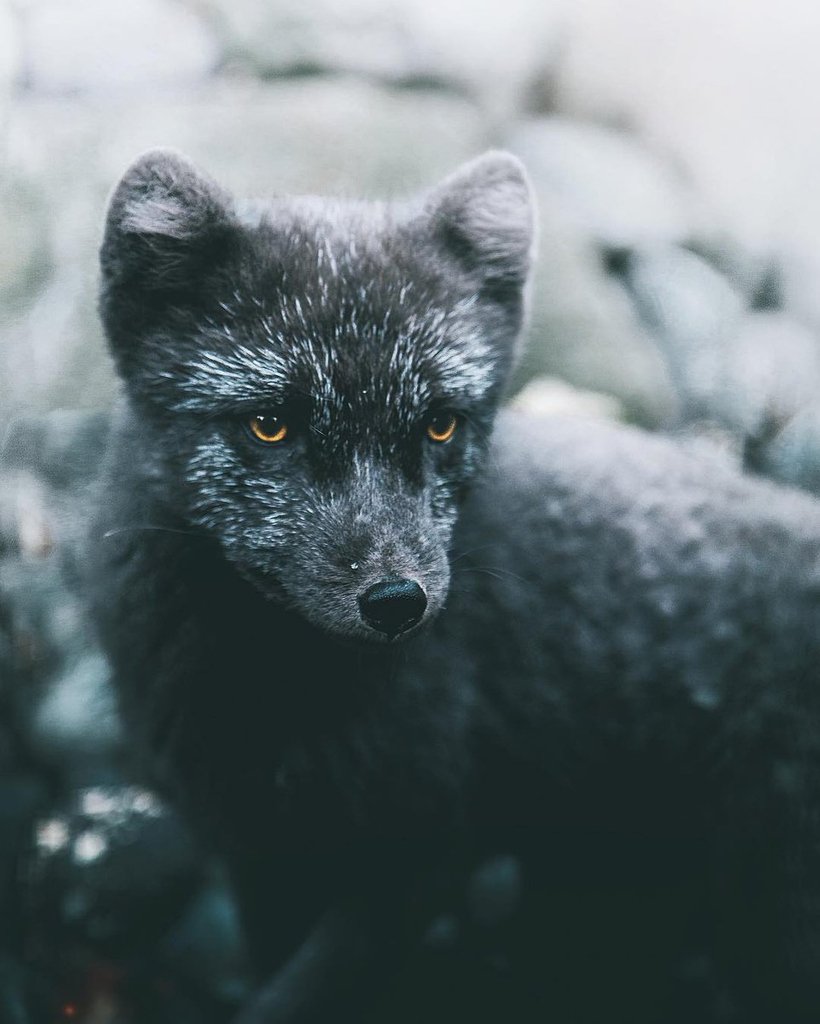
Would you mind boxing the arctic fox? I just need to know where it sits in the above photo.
[92,149,820,1023]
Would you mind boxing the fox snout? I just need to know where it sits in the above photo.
[327,534,443,643]
[358,579,428,639]
[274,484,451,643]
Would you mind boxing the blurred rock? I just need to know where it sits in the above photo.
[509,117,701,250]
[2,410,109,493]
[202,0,564,113]
[29,785,201,954]
[717,313,820,441]
[0,468,53,559]
[776,242,820,338]
[685,240,783,313]
[423,913,460,951]
[21,0,220,94]
[32,652,121,767]
[0,777,48,932]
[0,412,120,777]
[553,0,820,354]
[621,250,820,491]
[0,776,50,1024]
[0,555,121,777]
[509,375,623,422]
[0,409,108,566]
[22,784,224,1023]
[553,1,820,253]
[2,79,486,416]
[512,188,677,425]
[467,855,522,930]
[204,0,432,83]
[620,245,746,425]
[0,171,53,413]
[503,117,698,424]
[0,1,21,114]
[161,877,250,1006]
[760,405,820,495]
[0,953,28,1024]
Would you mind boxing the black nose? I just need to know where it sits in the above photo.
[359,579,427,638]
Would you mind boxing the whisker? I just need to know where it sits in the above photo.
[101,524,209,540]
[453,565,530,585]
[450,543,500,564]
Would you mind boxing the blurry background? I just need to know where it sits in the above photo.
[3,1,820,1021]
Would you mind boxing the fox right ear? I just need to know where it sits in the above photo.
[423,151,536,294]
[100,149,236,299]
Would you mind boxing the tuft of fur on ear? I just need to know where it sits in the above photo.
[424,151,536,290]
[100,148,236,296]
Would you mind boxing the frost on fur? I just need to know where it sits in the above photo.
[99,149,533,407]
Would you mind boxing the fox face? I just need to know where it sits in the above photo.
[99,150,535,642]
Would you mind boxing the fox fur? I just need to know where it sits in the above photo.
[91,149,820,1023]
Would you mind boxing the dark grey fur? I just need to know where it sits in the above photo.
[92,150,820,1023]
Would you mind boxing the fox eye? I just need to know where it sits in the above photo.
[425,411,458,444]
[248,414,288,444]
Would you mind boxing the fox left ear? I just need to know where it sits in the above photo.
[100,149,239,378]
[423,151,536,292]
[100,148,236,297]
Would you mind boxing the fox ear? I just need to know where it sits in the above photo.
[100,149,236,299]
[424,151,535,291]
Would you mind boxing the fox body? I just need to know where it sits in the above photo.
[92,150,820,1022]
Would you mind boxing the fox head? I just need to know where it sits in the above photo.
[99,150,535,643]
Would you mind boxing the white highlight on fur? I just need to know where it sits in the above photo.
[388,294,495,405]
[186,435,292,554]
[161,237,495,419]
[123,193,192,238]
[169,339,292,412]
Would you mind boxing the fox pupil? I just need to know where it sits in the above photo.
[249,414,287,444]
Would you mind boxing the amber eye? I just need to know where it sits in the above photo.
[426,412,458,443]
[248,414,288,444]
